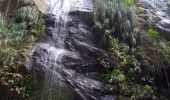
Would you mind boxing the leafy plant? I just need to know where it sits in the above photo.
[143,85,154,94]
[0,66,31,99]
[147,28,160,39]
[106,69,126,83]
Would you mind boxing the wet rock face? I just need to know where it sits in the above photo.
[27,0,116,99]
[139,0,170,40]
[34,0,47,13]
[69,0,93,12]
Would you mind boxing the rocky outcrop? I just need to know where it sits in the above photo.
[34,0,48,13]
[138,0,170,40]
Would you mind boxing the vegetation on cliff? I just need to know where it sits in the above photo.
[94,0,170,99]
[0,0,44,99]
[0,0,170,100]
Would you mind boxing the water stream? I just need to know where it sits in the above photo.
[27,0,115,99]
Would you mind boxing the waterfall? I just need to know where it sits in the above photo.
[27,0,115,99]
[39,0,71,99]
[46,0,70,23]
[45,0,71,48]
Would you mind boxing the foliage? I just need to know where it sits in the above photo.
[115,0,135,5]
[166,41,170,46]
[118,82,155,99]
[99,45,153,98]
[159,40,170,64]
[125,0,135,4]
[89,0,170,99]
[147,28,160,39]
[143,85,154,94]
[0,66,32,99]
[0,5,44,65]
[94,13,157,97]
[93,0,138,48]
[92,20,113,48]
[98,57,111,68]
[0,1,45,100]
[105,69,125,83]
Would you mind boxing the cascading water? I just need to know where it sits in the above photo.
[39,0,71,99]
[46,0,70,48]
[27,0,116,100]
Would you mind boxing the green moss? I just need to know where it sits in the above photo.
[147,28,160,39]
